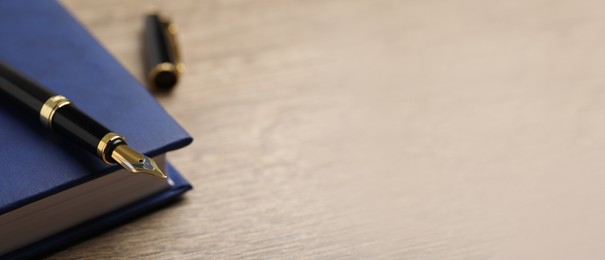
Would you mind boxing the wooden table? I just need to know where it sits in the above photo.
[56,0,605,258]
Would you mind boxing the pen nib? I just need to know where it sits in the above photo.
[110,145,167,179]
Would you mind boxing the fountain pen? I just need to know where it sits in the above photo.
[0,61,166,178]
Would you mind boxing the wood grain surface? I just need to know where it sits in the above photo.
[54,0,605,258]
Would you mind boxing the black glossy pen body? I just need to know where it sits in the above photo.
[0,63,55,117]
[145,14,174,67]
[52,105,112,155]
[0,62,117,161]
[144,13,178,90]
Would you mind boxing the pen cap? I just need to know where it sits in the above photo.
[144,12,181,91]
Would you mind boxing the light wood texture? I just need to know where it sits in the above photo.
[54,0,605,258]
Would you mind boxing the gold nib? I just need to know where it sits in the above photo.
[111,145,167,178]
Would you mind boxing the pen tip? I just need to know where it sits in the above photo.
[111,145,167,179]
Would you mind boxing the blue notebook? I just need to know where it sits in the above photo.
[0,0,193,258]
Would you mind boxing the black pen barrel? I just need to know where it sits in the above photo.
[0,62,56,116]
[0,61,123,163]
[52,105,114,156]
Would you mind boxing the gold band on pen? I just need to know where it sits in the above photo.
[147,62,177,89]
[40,95,71,129]
[97,132,126,164]
[165,22,185,75]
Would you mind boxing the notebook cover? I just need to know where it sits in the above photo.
[3,163,192,259]
[0,0,193,215]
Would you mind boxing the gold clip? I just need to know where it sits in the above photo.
[160,15,185,75]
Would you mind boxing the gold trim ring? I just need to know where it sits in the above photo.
[39,95,71,129]
[148,62,177,88]
[97,132,126,164]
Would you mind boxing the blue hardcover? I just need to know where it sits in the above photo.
[0,0,193,257]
